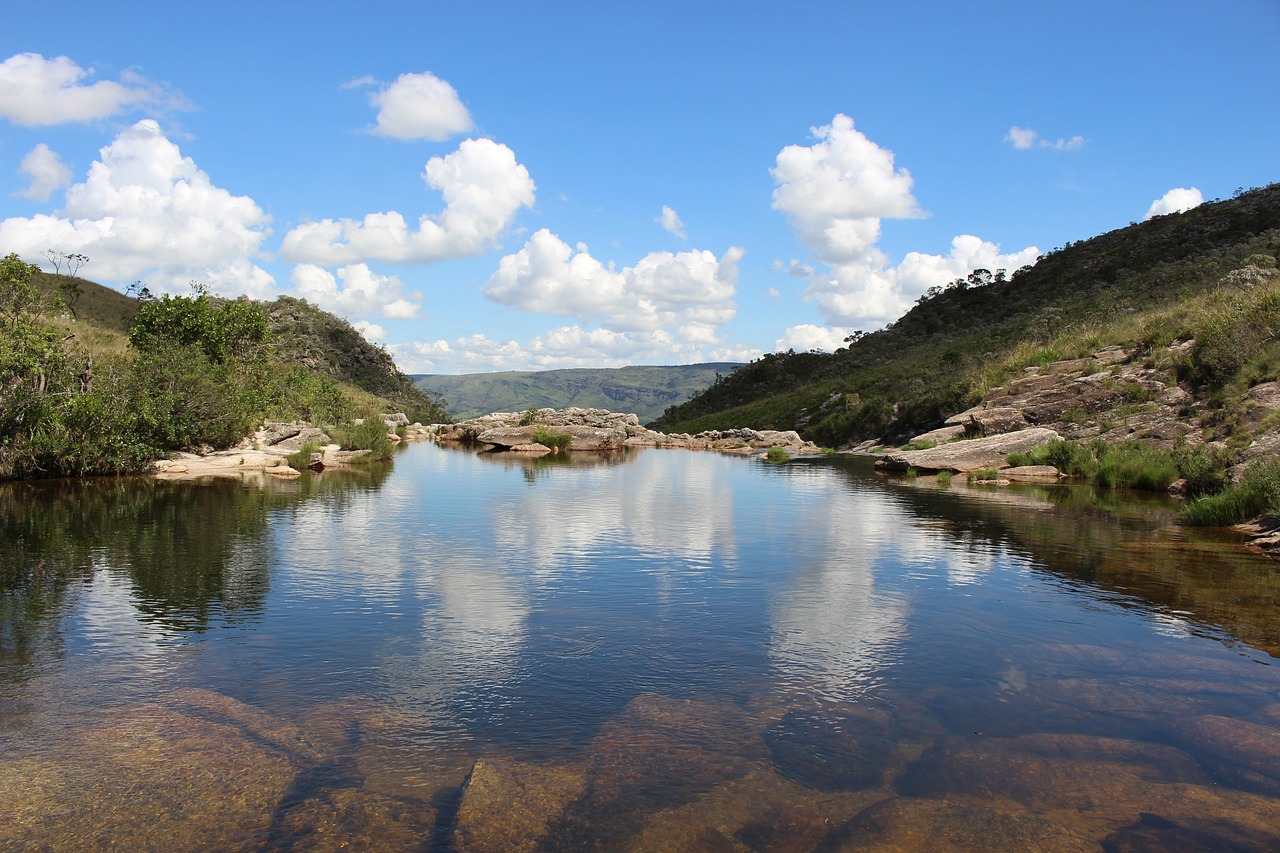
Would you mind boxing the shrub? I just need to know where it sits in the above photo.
[330,412,395,461]
[765,447,791,463]
[519,407,538,426]
[936,470,953,486]
[1174,444,1233,497]
[1184,460,1280,526]
[285,441,321,470]
[968,468,1000,482]
[531,427,572,451]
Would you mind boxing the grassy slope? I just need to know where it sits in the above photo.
[413,363,744,423]
[43,279,448,423]
[652,184,1280,446]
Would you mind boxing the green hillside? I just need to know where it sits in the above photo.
[652,184,1280,448]
[0,265,448,479]
[414,363,743,423]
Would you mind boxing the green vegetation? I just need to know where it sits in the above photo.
[765,447,791,463]
[285,441,322,470]
[936,470,952,486]
[414,363,744,424]
[0,256,450,480]
[531,427,573,451]
[1184,460,1280,527]
[968,468,1000,483]
[653,185,1280,449]
[1006,439,1232,495]
[520,407,539,426]
[329,412,396,461]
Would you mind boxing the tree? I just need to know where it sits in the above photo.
[0,253,66,393]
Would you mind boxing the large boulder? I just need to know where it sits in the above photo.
[877,428,1061,473]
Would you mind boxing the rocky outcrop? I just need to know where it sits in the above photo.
[878,428,1062,473]
[427,408,822,455]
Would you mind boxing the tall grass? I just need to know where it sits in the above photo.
[1184,460,1280,527]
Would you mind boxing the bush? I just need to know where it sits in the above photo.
[1184,460,1280,526]
[285,441,321,470]
[330,412,395,461]
[936,470,953,486]
[531,427,573,451]
[968,468,1000,482]
[765,447,791,463]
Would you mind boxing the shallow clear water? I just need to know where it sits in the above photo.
[3,442,1279,850]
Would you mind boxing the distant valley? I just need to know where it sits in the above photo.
[413,363,744,424]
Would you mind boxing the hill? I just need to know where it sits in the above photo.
[413,363,743,424]
[1,263,448,479]
[652,184,1280,450]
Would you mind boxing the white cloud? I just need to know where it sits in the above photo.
[1004,125,1086,152]
[656,204,686,239]
[14,143,72,201]
[280,137,535,265]
[776,324,853,353]
[774,116,1039,328]
[772,113,921,264]
[1144,186,1203,220]
[353,320,386,342]
[0,120,275,295]
[358,70,473,141]
[392,321,760,374]
[290,263,421,319]
[0,53,183,126]
[484,228,743,333]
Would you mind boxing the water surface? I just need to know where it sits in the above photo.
[2,443,1279,850]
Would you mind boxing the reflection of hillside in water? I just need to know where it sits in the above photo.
[855,461,1280,658]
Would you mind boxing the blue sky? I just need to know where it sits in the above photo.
[2,1,1277,374]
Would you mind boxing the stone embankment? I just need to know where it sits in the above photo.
[424,407,820,456]
[873,342,1227,477]
[152,408,819,480]
[153,416,418,481]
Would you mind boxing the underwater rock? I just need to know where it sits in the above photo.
[454,757,587,853]
[826,797,1094,852]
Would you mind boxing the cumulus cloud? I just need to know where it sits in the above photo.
[656,204,686,239]
[0,53,184,126]
[352,70,474,141]
[483,228,743,332]
[392,324,761,374]
[290,263,421,319]
[353,320,386,342]
[280,137,535,265]
[775,324,854,353]
[1004,125,1086,151]
[14,143,72,201]
[1144,186,1203,220]
[0,120,274,295]
[772,113,921,265]
[774,115,1039,327]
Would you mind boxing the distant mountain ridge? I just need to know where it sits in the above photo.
[413,363,745,424]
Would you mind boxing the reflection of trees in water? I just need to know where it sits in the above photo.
[830,457,1280,658]
[0,468,392,677]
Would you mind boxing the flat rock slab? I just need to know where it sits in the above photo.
[878,428,1061,473]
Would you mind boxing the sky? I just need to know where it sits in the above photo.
[1,1,1277,375]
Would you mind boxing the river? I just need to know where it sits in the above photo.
[2,441,1279,850]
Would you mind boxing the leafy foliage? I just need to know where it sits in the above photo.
[531,427,573,451]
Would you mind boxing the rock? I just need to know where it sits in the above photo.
[1170,714,1280,795]
[510,443,553,455]
[265,464,301,478]
[909,425,966,445]
[1002,465,1061,482]
[381,412,410,427]
[454,757,587,853]
[825,798,1095,852]
[877,428,1061,473]
[765,709,892,792]
[275,427,334,453]
[256,421,305,446]
[273,787,435,852]
[961,407,1030,437]
[1101,810,1278,852]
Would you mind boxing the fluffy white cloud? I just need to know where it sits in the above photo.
[14,143,72,201]
[656,204,686,239]
[774,116,1039,328]
[1144,186,1203,220]
[0,120,275,295]
[357,70,474,141]
[290,263,421,319]
[393,322,761,374]
[1004,125,1086,151]
[483,228,743,332]
[0,53,182,126]
[775,324,853,353]
[280,137,535,265]
[772,113,921,264]
[353,320,386,342]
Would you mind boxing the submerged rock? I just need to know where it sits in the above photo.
[877,428,1061,473]
[454,757,587,853]
[826,797,1094,852]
